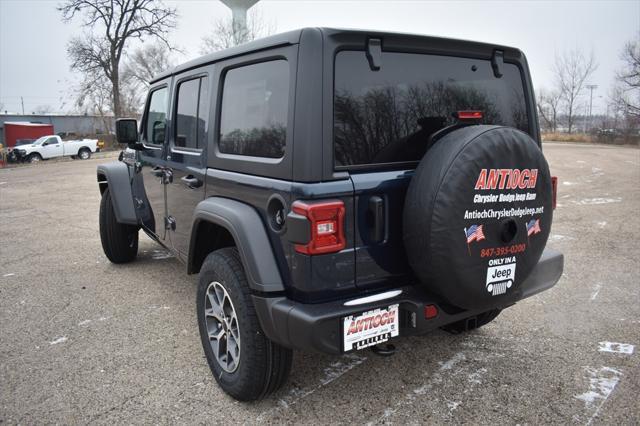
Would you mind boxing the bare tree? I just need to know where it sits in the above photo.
[59,0,178,118]
[615,37,640,117]
[200,9,273,54]
[124,42,176,87]
[536,88,562,132]
[553,48,598,133]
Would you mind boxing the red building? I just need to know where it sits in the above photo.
[2,122,54,148]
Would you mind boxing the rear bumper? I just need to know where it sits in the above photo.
[253,248,563,354]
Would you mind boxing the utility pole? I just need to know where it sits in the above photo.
[586,84,598,132]
[20,96,25,115]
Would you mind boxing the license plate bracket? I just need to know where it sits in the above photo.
[343,304,399,352]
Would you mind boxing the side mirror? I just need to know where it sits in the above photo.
[116,118,140,148]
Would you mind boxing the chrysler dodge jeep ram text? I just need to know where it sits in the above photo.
[97,28,564,401]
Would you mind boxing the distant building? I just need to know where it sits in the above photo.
[0,113,115,145]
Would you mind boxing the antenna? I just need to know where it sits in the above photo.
[220,0,259,36]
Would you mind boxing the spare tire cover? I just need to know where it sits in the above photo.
[403,125,552,310]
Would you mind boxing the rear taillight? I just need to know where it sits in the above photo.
[292,200,346,255]
[551,176,558,209]
[457,110,483,120]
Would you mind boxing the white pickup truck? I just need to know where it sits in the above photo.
[13,135,101,163]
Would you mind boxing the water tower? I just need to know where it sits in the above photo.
[220,0,259,34]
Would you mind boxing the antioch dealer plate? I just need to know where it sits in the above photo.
[343,304,399,351]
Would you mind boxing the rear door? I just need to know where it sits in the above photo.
[165,69,211,258]
[332,48,532,290]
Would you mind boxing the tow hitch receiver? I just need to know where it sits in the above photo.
[371,343,396,357]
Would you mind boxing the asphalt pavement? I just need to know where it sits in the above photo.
[0,143,638,424]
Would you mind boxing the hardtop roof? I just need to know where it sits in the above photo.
[150,27,521,84]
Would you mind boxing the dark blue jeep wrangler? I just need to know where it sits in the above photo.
[97,28,563,401]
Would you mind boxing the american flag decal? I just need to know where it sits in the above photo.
[526,219,541,236]
[464,224,486,243]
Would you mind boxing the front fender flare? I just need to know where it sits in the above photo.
[190,197,285,293]
[97,161,138,225]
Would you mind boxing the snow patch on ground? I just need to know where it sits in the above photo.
[576,197,622,205]
[598,342,635,355]
[467,368,487,385]
[447,401,461,411]
[371,351,491,424]
[256,353,367,422]
[151,250,173,260]
[596,221,607,229]
[590,284,602,301]
[49,336,68,345]
[575,366,621,424]
[548,234,575,242]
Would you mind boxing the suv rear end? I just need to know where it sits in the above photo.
[103,27,563,401]
[250,28,562,355]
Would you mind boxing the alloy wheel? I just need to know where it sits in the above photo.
[204,281,241,373]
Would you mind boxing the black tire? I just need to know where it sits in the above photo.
[28,153,42,163]
[78,148,91,160]
[197,247,292,401]
[442,309,502,334]
[99,187,138,263]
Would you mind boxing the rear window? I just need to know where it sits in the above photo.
[334,51,529,167]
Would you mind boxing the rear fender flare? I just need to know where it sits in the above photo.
[97,161,138,225]
[189,197,285,293]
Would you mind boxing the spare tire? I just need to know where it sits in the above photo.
[403,125,553,310]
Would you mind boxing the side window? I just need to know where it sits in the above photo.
[175,76,209,150]
[46,137,58,145]
[219,60,289,158]
[145,87,168,145]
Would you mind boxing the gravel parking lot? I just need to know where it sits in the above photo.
[1,143,638,424]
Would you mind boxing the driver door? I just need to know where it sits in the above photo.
[136,83,171,240]
[41,137,63,158]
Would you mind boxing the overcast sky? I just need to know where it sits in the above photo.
[0,0,638,115]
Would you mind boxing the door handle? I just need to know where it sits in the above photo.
[368,196,385,243]
[181,175,202,188]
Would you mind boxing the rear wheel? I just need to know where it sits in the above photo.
[99,187,138,263]
[28,153,42,164]
[197,247,292,401]
[78,148,91,160]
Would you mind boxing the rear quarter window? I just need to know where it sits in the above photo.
[334,51,529,167]
[218,60,289,158]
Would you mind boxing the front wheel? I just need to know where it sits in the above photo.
[28,153,42,164]
[99,187,138,263]
[197,248,292,401]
